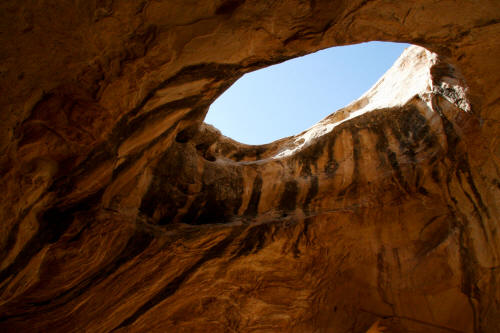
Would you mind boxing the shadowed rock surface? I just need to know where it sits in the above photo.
[0,1,499,332]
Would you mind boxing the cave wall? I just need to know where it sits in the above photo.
[1,1,500,332]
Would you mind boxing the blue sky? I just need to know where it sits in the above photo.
[205,42,410,145]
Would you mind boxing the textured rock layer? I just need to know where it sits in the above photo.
[1,1,500,332]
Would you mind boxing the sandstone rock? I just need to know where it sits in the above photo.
[0,1,499,332]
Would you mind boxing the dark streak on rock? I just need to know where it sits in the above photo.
[387,149,408,193]
[0,228,153,321]
[279,180,299,212]
[382,105,440,193]
[372,124,408,192]
[299,137,325,177]
[292,217,312,257]
[396,105,435,165]
[325,131,338,175]
[140,145,192,224]
[112,227,242,331]
[111,114,188,182]
[457,225,481,333]
[244,174,262,217]
[431,165,441,183]
[193,183,244,225]
[416,216,451,257]
[175,163,244,225]
[376,246,395,313]
[0,190,104,287]
[232,224,272,258]
[215,0,245,15]
[433,97,490,240]
[0,222,21,266]
[304,176,318,209]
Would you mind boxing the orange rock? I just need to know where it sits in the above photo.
[0,1,499,332]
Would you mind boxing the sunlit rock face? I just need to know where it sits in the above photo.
[0,1,499,332]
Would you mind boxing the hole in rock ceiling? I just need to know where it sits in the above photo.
[205,41,411,145]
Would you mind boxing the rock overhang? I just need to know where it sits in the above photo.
[0,1,499,332]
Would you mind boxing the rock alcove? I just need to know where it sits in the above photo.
[0,1,499,332]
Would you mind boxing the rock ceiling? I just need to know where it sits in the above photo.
[0,1,500,332]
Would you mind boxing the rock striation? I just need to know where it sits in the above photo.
[0,1,500,332]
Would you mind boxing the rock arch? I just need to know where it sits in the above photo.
[0,1,499,332]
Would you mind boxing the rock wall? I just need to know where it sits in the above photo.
[0,1,499,332]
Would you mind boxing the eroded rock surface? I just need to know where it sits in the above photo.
[0,1,500,332]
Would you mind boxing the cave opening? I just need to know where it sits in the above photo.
[205,41,411,145]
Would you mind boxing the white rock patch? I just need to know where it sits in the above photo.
[274,46,438,159]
